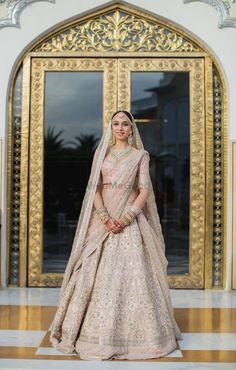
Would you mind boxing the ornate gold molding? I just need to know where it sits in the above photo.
[34,9,201,53]
[7,65,23,286]
[212,67,224,287]
[19,56,31,287]
[204,57,214,289]
[7,1,227,289]
[118,58,205,288]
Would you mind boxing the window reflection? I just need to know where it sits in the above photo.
[131,72,190,275]
[43,72,103,273]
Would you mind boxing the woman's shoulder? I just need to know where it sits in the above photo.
[133,147,150,157]
[132,148,150,167]
[132,147,149,154]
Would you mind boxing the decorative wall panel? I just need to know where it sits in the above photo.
[34,9,202,53]
[183,0,236,28]
[0,0,55,29]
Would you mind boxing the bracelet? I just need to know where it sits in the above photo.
[95,206,110,224]
[128,203,142,216]
[120,202,142,226]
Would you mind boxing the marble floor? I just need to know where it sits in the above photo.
[0,288,235,369]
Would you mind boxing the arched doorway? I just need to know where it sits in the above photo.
[8,1,227,289]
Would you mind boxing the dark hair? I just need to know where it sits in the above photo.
[111,110,133,122]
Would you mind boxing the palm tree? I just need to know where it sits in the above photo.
[67,133,99,158]
[44,126,65,156]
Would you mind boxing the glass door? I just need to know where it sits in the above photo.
[27,58,117,286]
[25,57,206,288]
[118,58,205,288]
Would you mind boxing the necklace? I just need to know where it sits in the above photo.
[109,144,132,162]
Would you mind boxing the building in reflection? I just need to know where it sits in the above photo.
[131,72,190,274]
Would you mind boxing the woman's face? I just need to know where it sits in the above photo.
[111,112,133,143]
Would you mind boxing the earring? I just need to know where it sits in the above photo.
[109,132,116,146]
[128,133,133,146]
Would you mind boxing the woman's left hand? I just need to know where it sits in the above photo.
[113,219,126,231]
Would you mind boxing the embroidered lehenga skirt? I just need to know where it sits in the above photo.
[50,213,180,360]
[50,150,182,360]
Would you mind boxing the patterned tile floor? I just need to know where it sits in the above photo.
[0,288,235,369]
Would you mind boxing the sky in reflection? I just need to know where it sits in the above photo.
[44,71,170,147]
[44,72,103,146]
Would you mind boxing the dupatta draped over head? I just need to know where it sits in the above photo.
[56,112,182,341]
[59,113,166,299]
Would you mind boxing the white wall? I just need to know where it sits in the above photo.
[0,0,235,288]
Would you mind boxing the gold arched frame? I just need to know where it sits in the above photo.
[6,1,228,288]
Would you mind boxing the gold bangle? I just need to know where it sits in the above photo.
[121,214,132,225]
[95,206,110,224]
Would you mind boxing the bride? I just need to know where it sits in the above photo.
[50,110,182,360]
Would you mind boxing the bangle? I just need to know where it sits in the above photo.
[120,202,142,226]
[95,206,110,224]
[127,202,142,216]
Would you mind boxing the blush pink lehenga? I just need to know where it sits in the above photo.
[50,115,182,361]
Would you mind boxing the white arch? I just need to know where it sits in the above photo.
[0,0,234,289]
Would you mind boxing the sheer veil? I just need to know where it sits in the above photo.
[59,112,167,301]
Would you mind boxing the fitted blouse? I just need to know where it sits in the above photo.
[97,150,150,190]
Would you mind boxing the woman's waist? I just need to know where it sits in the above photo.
[102,183,138,201]
[102,183,111,189]
[102,182,134,189]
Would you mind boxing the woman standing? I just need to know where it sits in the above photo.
[50,110,182,360]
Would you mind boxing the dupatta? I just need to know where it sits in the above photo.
[54,112,182,343]
[59,114,167,300]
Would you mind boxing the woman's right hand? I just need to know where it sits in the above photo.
[105,218,122,234]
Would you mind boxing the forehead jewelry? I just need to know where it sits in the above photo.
[112,112,133,126]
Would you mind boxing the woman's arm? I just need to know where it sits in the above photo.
[134,151,150,209]
[91,148,107,211]
[115,152,150,228]
[133,187,149,210]
[90,149,110,223]
[93,183,104,210]
[93,177,121,233]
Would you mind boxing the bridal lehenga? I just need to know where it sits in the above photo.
[50,113,182,360]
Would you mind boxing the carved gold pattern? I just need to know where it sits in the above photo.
[28,58,117,286]
[213,67,224,287]
[19,56,31,287]
[204,57,214,289]
[34,10,201,53]
[118,58,205,288]
[8,66,23,285]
